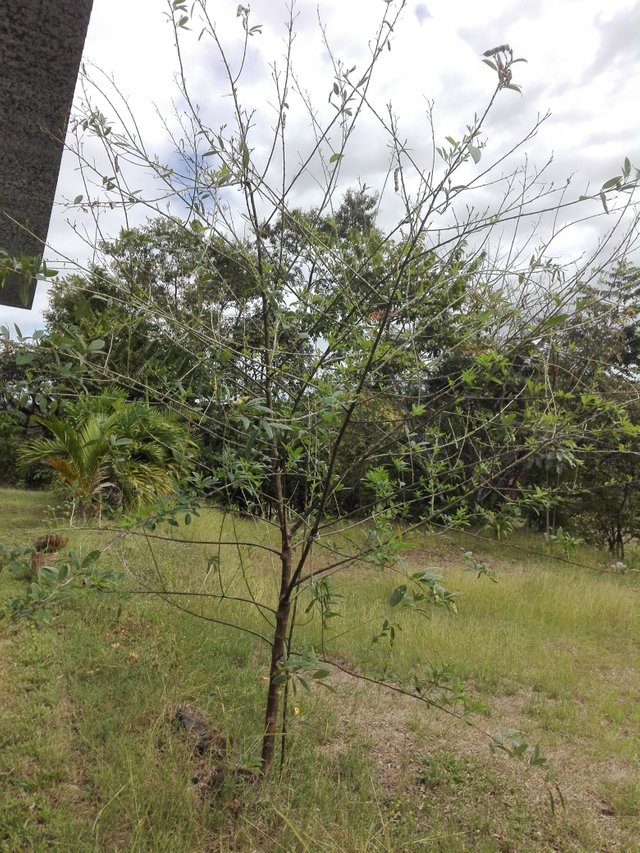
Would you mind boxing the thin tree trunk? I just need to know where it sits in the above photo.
[261,540,292,774]
[616,517,624,561]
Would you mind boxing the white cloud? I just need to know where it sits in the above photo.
[2,0,638,332]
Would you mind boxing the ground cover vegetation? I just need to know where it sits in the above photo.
[1,0,639,847]
[0,491,639,850]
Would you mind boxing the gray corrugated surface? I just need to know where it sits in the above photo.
[0,0,93,308]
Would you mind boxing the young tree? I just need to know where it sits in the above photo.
[38,1,639,774]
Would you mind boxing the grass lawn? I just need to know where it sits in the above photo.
[0,488,55,544]
[0,487,638,851]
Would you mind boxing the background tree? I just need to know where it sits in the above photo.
[0,325,57,487]
[45,219,257,399]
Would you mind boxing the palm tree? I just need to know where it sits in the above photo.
[19,390,196,518]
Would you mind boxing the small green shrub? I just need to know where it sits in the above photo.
[0,542,34,580]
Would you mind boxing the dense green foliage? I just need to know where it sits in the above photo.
[0,411,22,485]
[17,390,196,516]
[15,219,640,553]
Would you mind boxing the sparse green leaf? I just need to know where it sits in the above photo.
[602,176,621,190]
[389,584,407,607]
[312,669,331,679]
[81,550,101,568]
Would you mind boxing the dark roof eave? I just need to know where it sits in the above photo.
[0,0,94,309]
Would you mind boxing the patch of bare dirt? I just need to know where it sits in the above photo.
[315,661,640,850]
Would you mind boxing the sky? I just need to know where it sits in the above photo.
[2,0,639,335]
